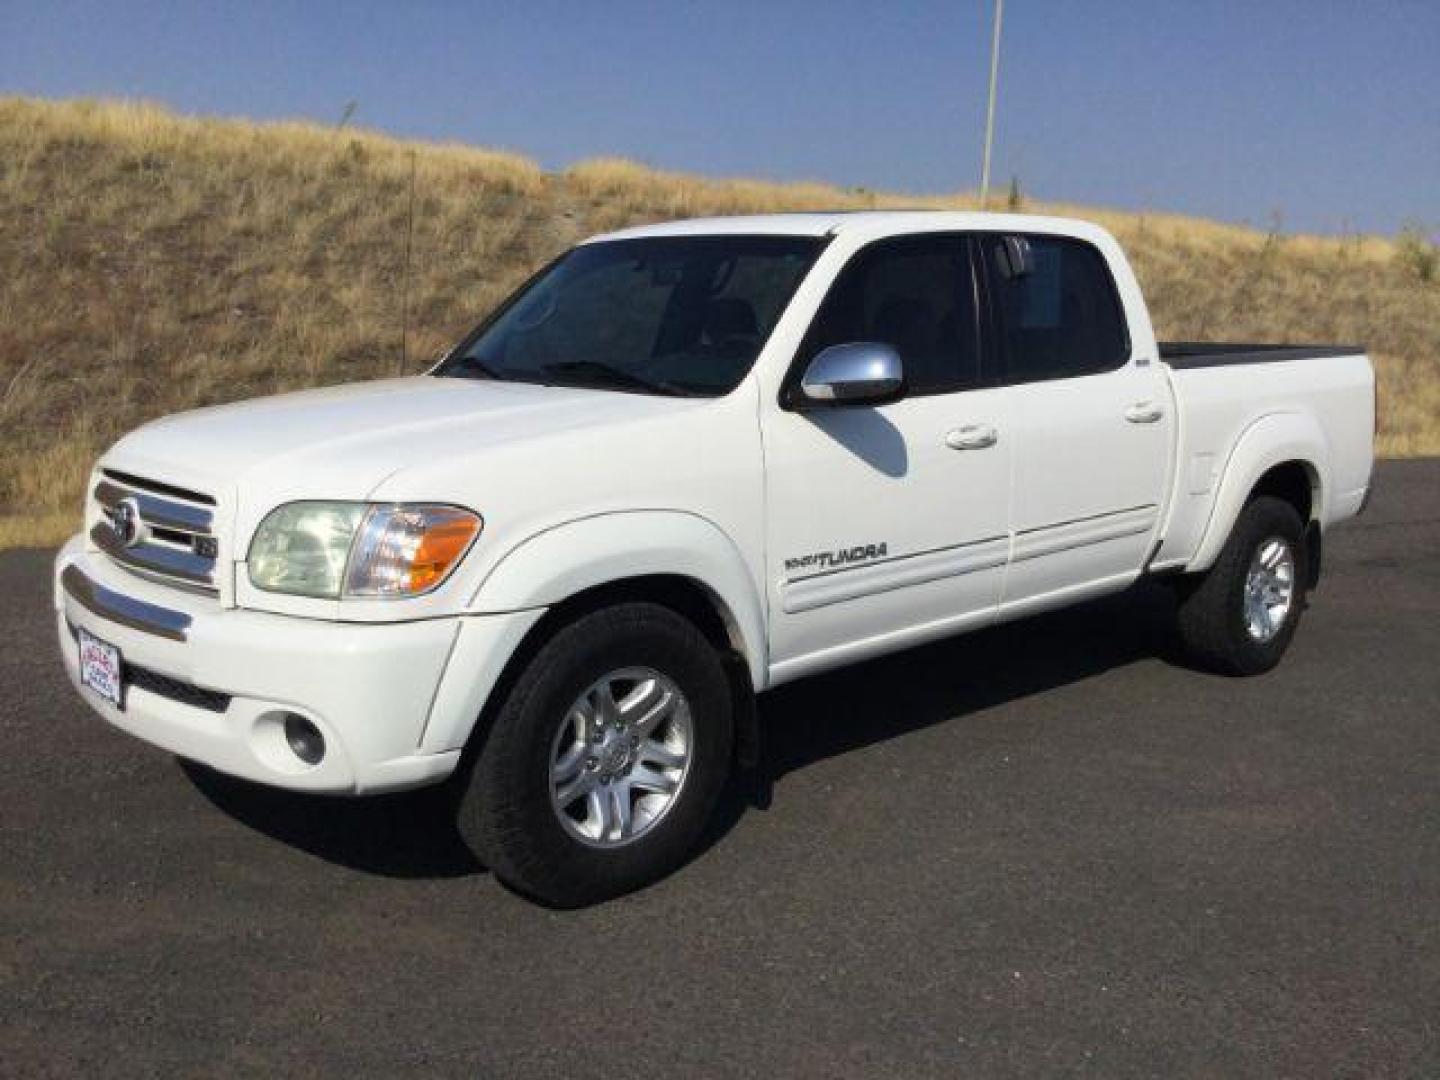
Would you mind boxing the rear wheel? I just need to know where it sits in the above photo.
[1175,496,1309,675]
[457,602,733,907]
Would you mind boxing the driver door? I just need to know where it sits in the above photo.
[760,234,1012,679]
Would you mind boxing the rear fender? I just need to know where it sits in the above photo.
[1188,412,1329,572]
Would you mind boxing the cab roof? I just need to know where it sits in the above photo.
[586,210,1108,245]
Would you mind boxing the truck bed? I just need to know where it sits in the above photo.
[1160,342,1364,369]
[1148,344,1375,573]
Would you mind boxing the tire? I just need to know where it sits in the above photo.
[457,602,734,907]
[1175,495,1309,676]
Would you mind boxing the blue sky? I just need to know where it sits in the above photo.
[3,0,1436,234]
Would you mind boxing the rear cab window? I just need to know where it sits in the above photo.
[982,234,1129,383]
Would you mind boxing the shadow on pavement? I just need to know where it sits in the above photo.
[751,580,1183,791]
[181,760,483,879]
[182,581,1183,881]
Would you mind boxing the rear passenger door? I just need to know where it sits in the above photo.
[981,234,1173,612]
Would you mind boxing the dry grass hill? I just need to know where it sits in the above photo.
[1,96,1435,547]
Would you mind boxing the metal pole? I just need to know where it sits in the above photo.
[980,0,1004,208]
[400,149,416,373]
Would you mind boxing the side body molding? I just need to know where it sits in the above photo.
[469,511,769,690]
[1187,411,1329,573]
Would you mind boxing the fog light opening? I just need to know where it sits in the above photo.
[283,713,326,766]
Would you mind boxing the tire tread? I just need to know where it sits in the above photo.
[1175,495,1307,676]
[457,602,731,906]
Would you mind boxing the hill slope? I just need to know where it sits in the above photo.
[1,96,1435,547]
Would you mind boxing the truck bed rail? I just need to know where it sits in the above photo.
[1160,342,1364,369]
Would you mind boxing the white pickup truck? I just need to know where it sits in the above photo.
[55,211,1374,905]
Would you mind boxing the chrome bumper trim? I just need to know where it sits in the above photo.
[61,564,193,642]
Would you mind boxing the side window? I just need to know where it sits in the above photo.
[986,235,1128,383]
[800,235,982,396]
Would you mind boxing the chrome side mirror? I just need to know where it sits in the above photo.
[797,343,904,407]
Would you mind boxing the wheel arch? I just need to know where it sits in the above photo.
[469,510,768,690]
[1189,412,1329,574]
[440,512,767,772]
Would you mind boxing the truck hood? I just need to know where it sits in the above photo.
[106,376,692,507]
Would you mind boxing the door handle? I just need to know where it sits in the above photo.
[945,424,998,450]
[1124,401,1165,424]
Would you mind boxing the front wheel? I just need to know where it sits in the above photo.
[1174,495,1309,676]
[456,602,734,907]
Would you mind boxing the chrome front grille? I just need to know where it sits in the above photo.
[92,469,220,595]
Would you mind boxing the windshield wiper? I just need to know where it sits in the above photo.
[540,360,693,397]
[447,354,505,380]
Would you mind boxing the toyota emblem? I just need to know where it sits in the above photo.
[112,497,143,548]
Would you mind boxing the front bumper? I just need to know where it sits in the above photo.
[54,536,541,794]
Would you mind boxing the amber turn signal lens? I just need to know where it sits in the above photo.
[343,505,482,597]
[408,514,481,592]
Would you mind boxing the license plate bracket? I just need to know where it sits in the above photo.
[78,627,125,710]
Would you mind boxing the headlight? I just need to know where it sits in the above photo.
[248,502,481,599]
[247,502,366,598]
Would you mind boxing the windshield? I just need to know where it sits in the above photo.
[435,235,823,397]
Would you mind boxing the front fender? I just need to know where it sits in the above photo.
[469,511,768,689]
[1188,411,1330,572]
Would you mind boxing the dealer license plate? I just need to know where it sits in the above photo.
[78,627,124,710]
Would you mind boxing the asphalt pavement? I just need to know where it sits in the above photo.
[3,459,1438,1077]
